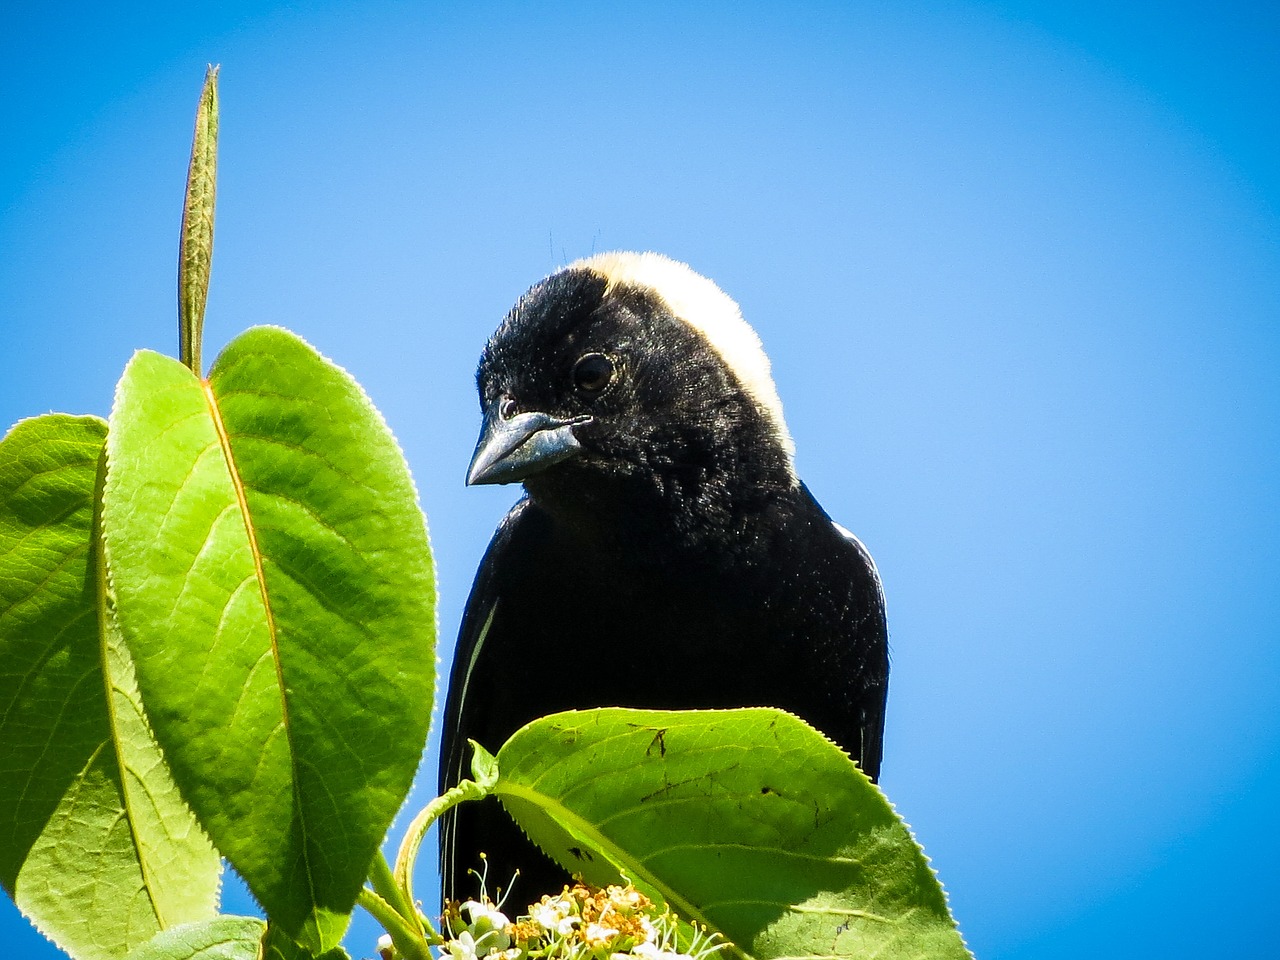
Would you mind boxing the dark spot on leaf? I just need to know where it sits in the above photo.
[761,786,774,794]
[646,728,668,757]
[567,846,593,862]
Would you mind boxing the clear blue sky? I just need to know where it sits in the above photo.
[2,2,1278,958]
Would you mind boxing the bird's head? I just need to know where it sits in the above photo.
[468,253,798,525]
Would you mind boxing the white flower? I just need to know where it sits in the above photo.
[610,887,646,911]
[637,917,657,944]
[463,899,512,931]
[460,899,512,951]
[443,931,480,960]
[583,922,620,948]
[531,896,577,936]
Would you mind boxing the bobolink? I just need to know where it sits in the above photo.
[441,253,888,901]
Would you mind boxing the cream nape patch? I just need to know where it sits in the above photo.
[570,251,797,475]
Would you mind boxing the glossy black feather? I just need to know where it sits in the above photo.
[439,260,889,905]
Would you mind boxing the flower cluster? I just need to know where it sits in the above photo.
[431,882,725,960]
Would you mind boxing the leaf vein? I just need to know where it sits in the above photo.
[201,381,322,915]
[638,841,858,866]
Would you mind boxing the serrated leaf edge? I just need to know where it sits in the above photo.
[220,324,440,758]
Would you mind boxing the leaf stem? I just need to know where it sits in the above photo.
[370,850,425,938]
[394,778,491,930]
[358,887,434,960]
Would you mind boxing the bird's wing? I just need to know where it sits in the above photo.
[438,497,531,895]
[832,521,886,621]
[832,520,890,781]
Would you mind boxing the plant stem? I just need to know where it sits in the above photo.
[394,777,491,931]
[359,887,433,960]
[370,850,425,938]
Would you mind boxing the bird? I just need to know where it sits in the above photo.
[440,251,888,904]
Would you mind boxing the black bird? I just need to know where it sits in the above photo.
[440,252,888,903]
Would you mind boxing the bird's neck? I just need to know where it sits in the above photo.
[524,457,797,564]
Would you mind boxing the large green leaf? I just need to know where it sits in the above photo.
[260,924,352,960]
[101,327,435,952]
[0,414,220,960]
[122,916,354,960]
[124,917,265,960]
[494,708,970,960]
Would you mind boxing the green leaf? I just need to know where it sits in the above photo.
[123,917,353,960]
[494,708,971,960]
[124,917,265,960]
[469,739,499,789]
[260,924,352,960]
[0,414,220,960]
[102,327,436,952]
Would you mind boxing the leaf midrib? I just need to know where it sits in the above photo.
[201,380,320,919]
[495,777,758,960]
[92,431,172,932]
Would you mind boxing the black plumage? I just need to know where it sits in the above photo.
[440,253,888,903]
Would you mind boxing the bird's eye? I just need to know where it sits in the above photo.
[572,353,615,395]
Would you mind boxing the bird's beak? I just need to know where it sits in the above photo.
[466,404,592,486]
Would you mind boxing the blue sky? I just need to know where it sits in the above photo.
[2,2,1278,957]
